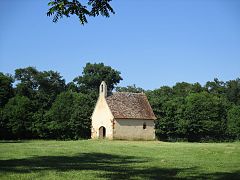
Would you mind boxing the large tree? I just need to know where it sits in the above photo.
[15,67,39,99]
[44,91,94,139]
[74,62,122,93]
[47,0,115,24]
[155,96,186,141]
[184,92,228,141]
[15,67,66,109]
[14,67,66,138]
[35,70,66,110]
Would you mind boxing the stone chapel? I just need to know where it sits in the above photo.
[91,81,156,140]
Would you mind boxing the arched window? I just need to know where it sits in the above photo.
[101,84,104,92]
[143,122,146,129]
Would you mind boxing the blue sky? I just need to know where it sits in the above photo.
[0,0,239,90]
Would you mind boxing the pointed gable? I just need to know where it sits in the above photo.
[106,92,156,120]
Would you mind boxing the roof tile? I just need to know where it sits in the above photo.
[106,92,156,120]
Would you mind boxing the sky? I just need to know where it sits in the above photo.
[0,0,240,90]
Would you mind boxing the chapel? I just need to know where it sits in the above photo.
[91,81,156,140]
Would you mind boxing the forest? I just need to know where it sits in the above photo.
[0,63,240,141]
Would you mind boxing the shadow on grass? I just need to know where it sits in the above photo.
[0,140,24,143]
[0,153,239,179]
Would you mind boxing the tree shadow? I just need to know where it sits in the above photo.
[0,153,239,179]
[196,171,240,180]
[0,140,23,143]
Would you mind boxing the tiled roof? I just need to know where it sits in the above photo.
[106,92,156,120]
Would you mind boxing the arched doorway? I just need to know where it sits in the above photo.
[99,126,106,138]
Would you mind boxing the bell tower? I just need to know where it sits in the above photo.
[99,81,107,97]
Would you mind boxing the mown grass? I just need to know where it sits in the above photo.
[0,140,240,179]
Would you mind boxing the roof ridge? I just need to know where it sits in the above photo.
[112,92,145,95]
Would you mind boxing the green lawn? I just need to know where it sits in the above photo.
[0,140,239,179]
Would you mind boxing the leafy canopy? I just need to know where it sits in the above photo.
[116,84,145,93]
[227,105,240,139]
[0,73,14,107]
[47,0,115,24]
[74,62,122,93]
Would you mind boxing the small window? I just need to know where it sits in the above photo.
[143,122,146,129]
[101,84,103,92]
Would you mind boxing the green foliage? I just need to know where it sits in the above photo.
[15,67,66,110]
[146,86,173,118]
[45,91,76,139]
[116,84,145,93]
[0,63,122,140]
[70,93,95,139]
[0,73,14,107]
[66,82,79,92]
[226,78,240,105]
[1,64,240,142]
[227,105,240,139]
[148,80,234,142]
[173,82,203,97]
[154,96,186,141]
[74,62,122,93]
[205,78,226,95]
[45,90,94,139]
[35,70,66,109]
[184,92,228,141]
[15,67,39,99]
[1,96,33,139]
[47,0,115,24]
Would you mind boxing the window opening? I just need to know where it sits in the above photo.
[143,122,146,129]
[101,84,103,92]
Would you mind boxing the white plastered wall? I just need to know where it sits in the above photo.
[113,119,155,140]
[91,83,114,139]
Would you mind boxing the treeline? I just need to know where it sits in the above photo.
[0,63,240,141]
[146,79,240,142]
[0,63,122,140]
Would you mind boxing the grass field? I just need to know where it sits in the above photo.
[0,140,240,179]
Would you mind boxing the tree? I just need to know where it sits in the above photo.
[146,87,173,125]
[66,82,79,92]
[184,92,228,141]
[205,78,226,95]
[14,67,66,138]
[74,62,122,93]
[155,97,186,141]
[44,91,94,139]
[172,82,203,97]
[226,78,240,105]
[70,92,95,139]
[116,84,145,93]
[15,67,39,99]
[35,70,66,110]
[147,86,174,140]
[15,67,66,110]
[47,0,115,24]
[0,73,14,107]
[227,105,240,140]
[1,96,33,139]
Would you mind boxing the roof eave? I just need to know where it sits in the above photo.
[114,117,156,120]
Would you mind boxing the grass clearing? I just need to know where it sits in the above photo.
[0,140,240,179]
